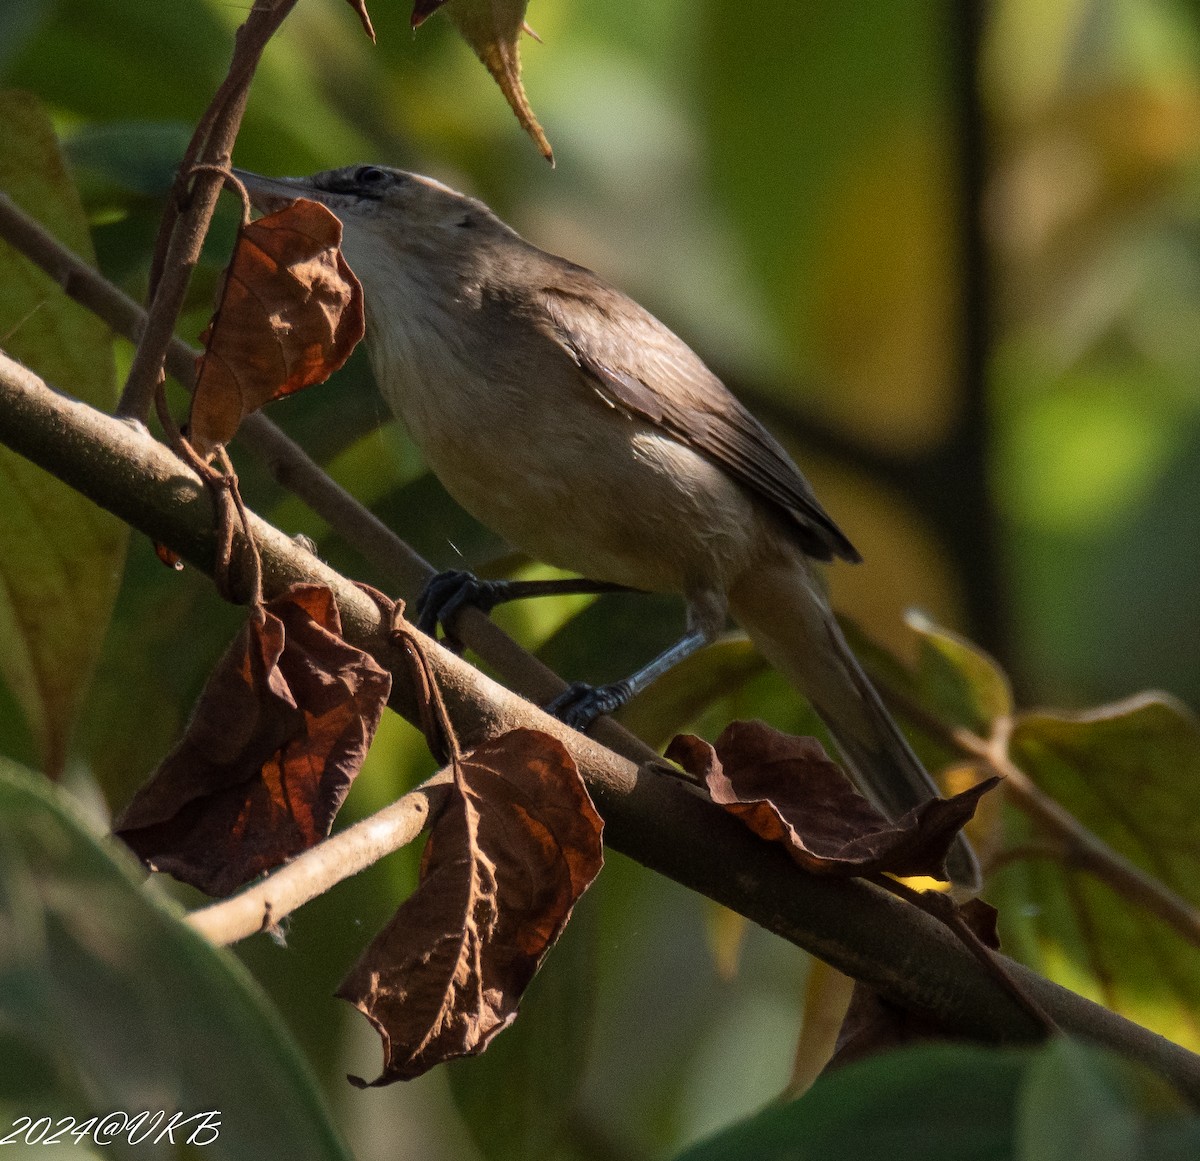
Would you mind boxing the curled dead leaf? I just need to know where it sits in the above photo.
[338,728,603,1084]
[343,0,376,41]
[114,584,390,896]
[410,0,448,23]
[412,0,553,163]
[666,720,998,881]
[189,198,364,459]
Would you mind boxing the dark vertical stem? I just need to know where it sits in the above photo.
[938,0,1011,665]
[116,0,301,422]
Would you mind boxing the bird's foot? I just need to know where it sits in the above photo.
[545,680,634,730]
[416,569,511,651]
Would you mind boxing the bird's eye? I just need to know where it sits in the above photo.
[354,165,388,188]
[456,214,475,228]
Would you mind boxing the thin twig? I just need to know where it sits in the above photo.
[188,772,453,945]
[118,0,302,421]
[879,875,1056,1034]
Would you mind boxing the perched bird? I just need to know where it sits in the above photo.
[234,164,979,888]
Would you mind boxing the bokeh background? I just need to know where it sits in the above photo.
[4,1,1200,1157]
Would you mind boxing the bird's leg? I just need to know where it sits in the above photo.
[545,625,711,730]
[416,569,635,651]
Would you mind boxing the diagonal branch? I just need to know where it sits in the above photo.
[4,350,1200,1101]
[6,197,1200,1080]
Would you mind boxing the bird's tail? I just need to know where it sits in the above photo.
[727,553,981,890]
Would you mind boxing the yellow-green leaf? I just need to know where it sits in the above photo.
[996,694,1200,1050]
[907,611,1014,737]
[0,89,127,776]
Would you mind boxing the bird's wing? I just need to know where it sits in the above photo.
[540,282,860,564]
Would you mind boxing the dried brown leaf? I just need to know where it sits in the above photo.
[410,0,448,24]
[412,0,553,163]
[114,584,390,896]
[338,728,603,1084]
[343,0,376,40]
[189,199,364,459]
[827,983,956,1070]
[667,720,997,880]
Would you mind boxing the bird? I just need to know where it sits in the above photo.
[232,164,980,889]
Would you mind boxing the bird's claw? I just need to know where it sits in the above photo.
[545,680,633,730]
[416,569,506,649]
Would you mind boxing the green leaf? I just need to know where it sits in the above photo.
[907,611,1014,735]
[1016,1039,1141,1161]
[672,1039,1200,1161]
[0,757,351,1161]
[672,1043,1027,1161]
[996,695,1200,1049]
[1015,1038,1200,1161]
[0,89,128,776]
[447,889,598,1161]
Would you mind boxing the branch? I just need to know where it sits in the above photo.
[188,772,453,944]
[4,353,1200,1102]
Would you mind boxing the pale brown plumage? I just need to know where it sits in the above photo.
[234,164,979,888]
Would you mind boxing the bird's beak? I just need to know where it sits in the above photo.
[230,168,315,215]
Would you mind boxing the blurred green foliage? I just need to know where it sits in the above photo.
[673,1038,1200,1161]
[0,757,351,1160]
[5,1,1200,1158]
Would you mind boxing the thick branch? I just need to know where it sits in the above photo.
[3,352,1200,1101]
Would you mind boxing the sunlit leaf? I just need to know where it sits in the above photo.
[342,0,375,42]
[115,585,390,897]
[191,199,364,460]
[667,721,997,880]
[907,611,1014,736]
[994,694,1200,1050]
[0,89,128,777]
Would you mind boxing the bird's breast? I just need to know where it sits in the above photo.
[367,318,768,596]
